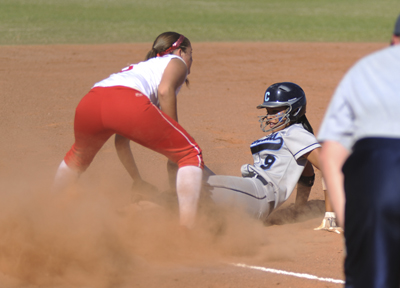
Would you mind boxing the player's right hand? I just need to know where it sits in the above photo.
[241,164,256,178]
[131,179,159,203]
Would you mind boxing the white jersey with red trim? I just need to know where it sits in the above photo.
[93,54,186,108]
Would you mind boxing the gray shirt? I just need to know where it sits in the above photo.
[318,45,400,150]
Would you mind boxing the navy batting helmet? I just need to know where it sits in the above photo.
[257,82,307,133]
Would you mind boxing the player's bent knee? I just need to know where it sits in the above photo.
[175,146,204,169]
[64,147,95,173]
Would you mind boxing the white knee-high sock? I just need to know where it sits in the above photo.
[176,166,203,229]
[52,160,80,192]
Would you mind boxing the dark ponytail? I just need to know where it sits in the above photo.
[145,47,158,60]
[296,115,314,135]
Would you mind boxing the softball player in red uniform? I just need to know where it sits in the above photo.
[52,32,203,228]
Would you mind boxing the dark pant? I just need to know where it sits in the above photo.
[343,138,400,288]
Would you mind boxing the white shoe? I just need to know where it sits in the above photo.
[314,216,343,234]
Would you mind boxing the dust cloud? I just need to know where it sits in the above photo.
[0,174,269,288]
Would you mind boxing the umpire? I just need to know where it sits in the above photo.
[318,14,400,288]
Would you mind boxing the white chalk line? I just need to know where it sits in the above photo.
[231,263,345,284]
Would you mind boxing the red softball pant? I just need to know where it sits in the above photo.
[64,86,203,172]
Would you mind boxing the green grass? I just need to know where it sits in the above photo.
[0,0,399,45]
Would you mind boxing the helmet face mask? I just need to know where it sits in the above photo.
[257,82,307,133]
[258,106,291,133]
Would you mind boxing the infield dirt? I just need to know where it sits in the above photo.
[0,42,386,287]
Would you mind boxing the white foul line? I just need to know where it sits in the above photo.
[231,263,345,284]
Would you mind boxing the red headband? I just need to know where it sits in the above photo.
[157,35,185,57]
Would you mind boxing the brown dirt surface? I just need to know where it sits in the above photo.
[0,42,386,288]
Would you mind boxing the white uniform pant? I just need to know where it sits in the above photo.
[206,175,276,220]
